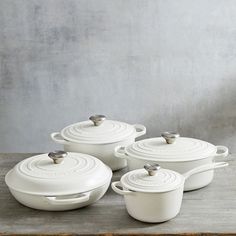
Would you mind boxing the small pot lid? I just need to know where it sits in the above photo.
[121,164,184,193]
[60,115,137,144]
[125,132,217,162]
[5,151,112,196]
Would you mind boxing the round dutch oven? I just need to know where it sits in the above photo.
[5,151,112,211]
[114,132,229,191]
[112,162,228,223]
[51,115,146,171]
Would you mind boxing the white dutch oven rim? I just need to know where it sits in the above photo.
[6,178,111,196]
[51,124,146,145]
[114,133,229,162]
[5,151,112,196]
[51,115,146,145]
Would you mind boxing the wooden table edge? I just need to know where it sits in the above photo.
[1,233,236,236]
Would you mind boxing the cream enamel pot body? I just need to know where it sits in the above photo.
[114,132,229,191]
[112,162,228,223]
[5,151,112,211]
[51,115,146,171]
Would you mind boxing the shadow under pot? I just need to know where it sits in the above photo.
[112,162,228,223]
[114,132,229,191]
[5,151,112,211]
[51,115,146,171]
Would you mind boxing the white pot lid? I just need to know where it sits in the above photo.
[125,132,217,162]
[121,164,184,193]
[5,151,112,196]
[60,115,137,144]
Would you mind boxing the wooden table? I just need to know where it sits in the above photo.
[0,153,235,236]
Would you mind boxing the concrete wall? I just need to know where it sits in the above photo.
[0,0,235,153]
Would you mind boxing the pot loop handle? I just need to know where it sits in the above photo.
[51,132,68,145]
[183,162,228,180]
[214,146,229,159]
[114,146,127,159]
[133,124,146,138]
[45,192,90,205]
[111,181,133,195]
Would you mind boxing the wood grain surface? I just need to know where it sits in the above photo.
[0,153,235,235]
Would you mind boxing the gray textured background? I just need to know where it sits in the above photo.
[0,0,235,152]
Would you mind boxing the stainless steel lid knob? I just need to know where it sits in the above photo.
[89,115,106,126]
[48,151,68,164]
[144,164,161,176]
[161,132,180,144]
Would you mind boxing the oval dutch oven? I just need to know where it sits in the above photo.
[51,115,146,171]
[5,151,112,211]
[114,132,229,191]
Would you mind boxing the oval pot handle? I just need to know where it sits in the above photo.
[45,192,90,205]
[183,162,229,180]
[51,132,68,145]
[214,145,229,159]
[114,146,127,159]
[111,181,133,195]
[133,124,146,138]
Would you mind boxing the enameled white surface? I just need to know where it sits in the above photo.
[123,186,184,223]
[5,152,112,195]
[61,119,137,144]
[121,168,184,193]
[1,153,235,232]
[126,137,217,162]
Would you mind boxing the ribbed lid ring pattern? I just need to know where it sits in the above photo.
[61,120,135,144]
[5,152,112,195]
[126,137,216,161]
[121,168,184,192]
[18,154,98,179]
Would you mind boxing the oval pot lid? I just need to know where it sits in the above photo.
[125,136,217,162]
[5,152,112,195]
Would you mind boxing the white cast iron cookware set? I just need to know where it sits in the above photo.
[5,115,229,222]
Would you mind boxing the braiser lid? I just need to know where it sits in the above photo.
[125,132,217,162]
[5,151,112,196]
[60,115,137,144]
[121,164,184,193]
